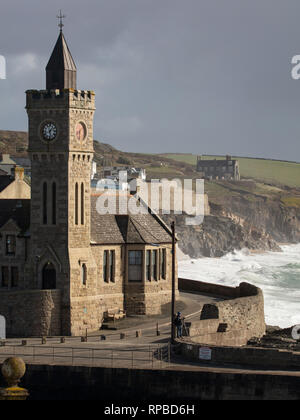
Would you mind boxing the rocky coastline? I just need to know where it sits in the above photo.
[162,189,300,258]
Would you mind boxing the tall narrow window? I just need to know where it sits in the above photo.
[1,267,9,288]
[6,235,16,256]
[146,250,151,281]
[81,264,87,286]
[109,251,115,283]
[43,182,48,225]
[128,251,143,282]
[81,183,84,225]
[161,249,167,280]
[52,182,57,225]
[152,250,158,281]
[75,183,79,225]
[103,251,108,282]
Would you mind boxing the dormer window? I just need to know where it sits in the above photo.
[6,235,16,256]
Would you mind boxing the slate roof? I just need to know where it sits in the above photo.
[46,31,77,72]
[46,31,77,90]
[0,199,30,232]
[12,157,31,168]
[197,159,238,167]
[91,194,172,245]
[0,175,13,193]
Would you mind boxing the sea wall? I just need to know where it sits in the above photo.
[179,341,300,371]
[0,289,61,337]
[10,364,300,401]
[179,279,266,347]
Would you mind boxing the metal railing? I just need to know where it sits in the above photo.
[0,343,171,370]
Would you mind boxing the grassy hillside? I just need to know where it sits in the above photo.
[163,154,300,188]
[0,130,197,180]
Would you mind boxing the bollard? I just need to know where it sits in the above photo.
[136,330,142,338]
[101,335,106,341]
[21,340,27,346]
[0,358,29,400]
[157,330,161,337]
[120,333,126,340]
[60,337,65,344]
[41,337,47,345]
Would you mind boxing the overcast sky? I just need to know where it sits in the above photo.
[1,0,300,160]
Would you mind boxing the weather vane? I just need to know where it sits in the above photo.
[57,10,66,32]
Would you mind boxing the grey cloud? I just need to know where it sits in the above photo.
[1,0,300,160]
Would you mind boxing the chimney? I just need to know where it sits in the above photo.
[15,166,24,181]
[226,155,232,161]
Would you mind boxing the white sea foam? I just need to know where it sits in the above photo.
[179,244,300,328]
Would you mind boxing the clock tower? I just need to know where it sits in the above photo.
[25,26,97,335]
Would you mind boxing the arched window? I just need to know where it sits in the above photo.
[43,182,48,225]
[52,182,57,225]
[81,182,84,225]
[81,264,87,286]
[75,183,79,225]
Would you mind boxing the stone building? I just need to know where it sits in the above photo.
[197,155,240,181]
[0,28,177,337]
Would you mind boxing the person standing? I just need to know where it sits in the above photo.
[174,312,183,339]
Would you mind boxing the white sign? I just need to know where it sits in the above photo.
[0,315,6,339]
[0,55,6,80]
[199,347,212,361]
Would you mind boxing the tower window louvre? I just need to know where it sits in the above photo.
[81,183,84,225]
[43,182,48,225]
[75,183,79,225]
[52,182,57,225]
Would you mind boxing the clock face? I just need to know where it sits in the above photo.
[42,122,57,142]
[76,122,87,141]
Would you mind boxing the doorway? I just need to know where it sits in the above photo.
[42,262,56,290]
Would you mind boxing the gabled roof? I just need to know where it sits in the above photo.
[90,194,173,245]
[0,155,16,165]
[0,199,30,233]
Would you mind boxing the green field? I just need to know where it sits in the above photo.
[163,154,300,188]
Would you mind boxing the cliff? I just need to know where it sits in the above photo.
[163,180,300,258]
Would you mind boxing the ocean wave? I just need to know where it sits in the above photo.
[179,243,300,328]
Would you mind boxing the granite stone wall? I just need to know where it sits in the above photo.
[0,289,61,337]
[180,279,266,346]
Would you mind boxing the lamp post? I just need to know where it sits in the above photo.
[171,221,176,343]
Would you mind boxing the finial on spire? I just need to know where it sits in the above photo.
[57,10,66,32]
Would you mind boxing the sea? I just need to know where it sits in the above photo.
[179,244,300,328]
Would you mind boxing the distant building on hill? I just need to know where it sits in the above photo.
[197,155,240,181]
[0,154,31,177]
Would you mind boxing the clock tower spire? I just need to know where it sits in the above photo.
[46,12,77,90]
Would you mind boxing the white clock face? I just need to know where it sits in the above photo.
[42,122,57,142]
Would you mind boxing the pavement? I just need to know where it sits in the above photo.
[1,291,299,377]
[0,291,221,370]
